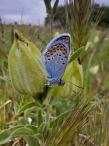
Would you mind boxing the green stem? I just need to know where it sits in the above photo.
[33,85,50,103]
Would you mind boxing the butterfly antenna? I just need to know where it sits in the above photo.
[65,81,83,90]
[69,81,83,89]
[63,81,83,96]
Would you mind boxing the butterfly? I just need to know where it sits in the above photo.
[42,33,71,86]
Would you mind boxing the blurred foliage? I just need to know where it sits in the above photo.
[45,2,109,28]
[44,0,59,36]
[92,4,109,27]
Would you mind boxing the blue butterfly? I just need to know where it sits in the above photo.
[42,33,71,86]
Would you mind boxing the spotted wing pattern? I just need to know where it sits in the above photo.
[42,33,71,84]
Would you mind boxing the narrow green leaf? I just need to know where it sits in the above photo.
[37,110,43,126]
[25,136,40,146]
[0,126,22,145]
[50,110,71,128]
[0,129,12,144]
[17,101,42,114]
[70,46,84,63]
[11,125,37,137]
[0,125,37,145]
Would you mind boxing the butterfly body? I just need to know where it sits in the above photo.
[42,33,71,86]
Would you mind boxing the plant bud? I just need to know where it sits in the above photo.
[8,30,46,96]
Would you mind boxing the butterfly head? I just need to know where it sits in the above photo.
[48,77,65,86]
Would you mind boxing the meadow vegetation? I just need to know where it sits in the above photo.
[0,0,109,146]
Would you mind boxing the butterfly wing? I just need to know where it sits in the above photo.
[42,33,71,84]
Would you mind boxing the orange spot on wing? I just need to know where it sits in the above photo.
[56,48,60,51]
[47,54,50,57]
[50,52,53,55]
[53,48,56,52]
[60,47,65,51]
[46,52,51,57]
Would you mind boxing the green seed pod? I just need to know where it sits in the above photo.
[8,30,46,96]
[49,61,83,98]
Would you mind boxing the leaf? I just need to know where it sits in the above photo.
[25,136,40,146]
[37,110,43,126]
[69,46,84,62]
[0,126,22,145]
[37,122,50,142]
[0,128,12,144]
[50,110,71,128]
[0,125,37,145]
[11,125,37,137]
[17,101,42,114]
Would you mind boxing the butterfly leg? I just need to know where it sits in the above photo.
[45,81,53,88]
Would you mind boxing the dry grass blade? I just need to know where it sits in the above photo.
[46,101,93,146]
[69,0,92,50]
[79,133,95,146]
